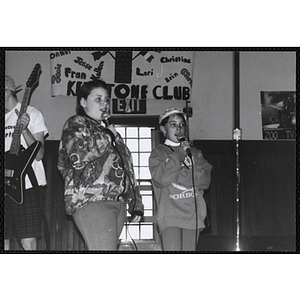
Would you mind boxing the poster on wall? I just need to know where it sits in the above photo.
[50,50,195,115]
[260,91,296,140]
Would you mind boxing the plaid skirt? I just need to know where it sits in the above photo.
[4,187,42,240]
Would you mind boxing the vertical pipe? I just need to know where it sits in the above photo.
[234,52,240,128]
[233,51,241,251]
[235,138,241,251]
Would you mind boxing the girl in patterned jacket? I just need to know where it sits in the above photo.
[58,80,144,250]
[149,108,212,251]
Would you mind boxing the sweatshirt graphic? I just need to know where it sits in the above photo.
[169,182,196,200]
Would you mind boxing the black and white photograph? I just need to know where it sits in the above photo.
[1,2,299,300]
[3,49,296,252]
[261,91,296,139]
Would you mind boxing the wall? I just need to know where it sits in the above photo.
[240,51,296,140]
[197,139,295,251]
[5,50,296,141]
[189,51,234,140]
[189,51,296,140]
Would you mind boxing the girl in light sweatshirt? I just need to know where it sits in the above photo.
[149,108,212,251]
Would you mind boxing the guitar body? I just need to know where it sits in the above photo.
[5,141,41,204]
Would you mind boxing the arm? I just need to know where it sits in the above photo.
[127,185,144,220]
[16,109,45,161]
[22,130,45,161]
[114,134,144,218]
[179,149,212,190]
[149,146,186,188]
[57,119,76,182]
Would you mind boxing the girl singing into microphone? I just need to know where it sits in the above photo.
[57,80,144,250]
[149,107,212,251]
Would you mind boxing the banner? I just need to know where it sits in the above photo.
[260,91,296,139]
[50,50,195,114]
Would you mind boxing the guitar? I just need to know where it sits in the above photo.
[5,64,42,205]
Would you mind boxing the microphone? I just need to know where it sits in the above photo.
[103,118,109,127]
[178,135,192,158]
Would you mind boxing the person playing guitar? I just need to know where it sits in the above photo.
[5,74,48,251]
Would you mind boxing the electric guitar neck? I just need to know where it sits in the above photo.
[5,63,42,204]
[9,86,36,155]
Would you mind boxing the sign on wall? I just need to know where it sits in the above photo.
[50,50,195,114]
[260,91,296,140]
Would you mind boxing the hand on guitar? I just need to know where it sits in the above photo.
[15,109,44,161]
[15,109,30,131]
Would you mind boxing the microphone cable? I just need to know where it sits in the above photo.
[178,136,198,251]
[190,153,198,250]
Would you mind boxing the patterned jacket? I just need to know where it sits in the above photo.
[57,115,144,216]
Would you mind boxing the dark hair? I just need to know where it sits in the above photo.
[160,113,187,127]
[76,80,109,116]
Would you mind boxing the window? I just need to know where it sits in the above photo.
[116,125,156,241]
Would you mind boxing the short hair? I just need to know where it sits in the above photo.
[76,80,109,116]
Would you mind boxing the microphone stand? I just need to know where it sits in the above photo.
[233,51,242,251]
[183,100,198,250]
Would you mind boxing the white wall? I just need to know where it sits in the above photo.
[240,52,296,140]
[5,50,296,141]
[189,51,234,140]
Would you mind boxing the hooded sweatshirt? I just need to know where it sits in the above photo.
[149,141,212,232]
